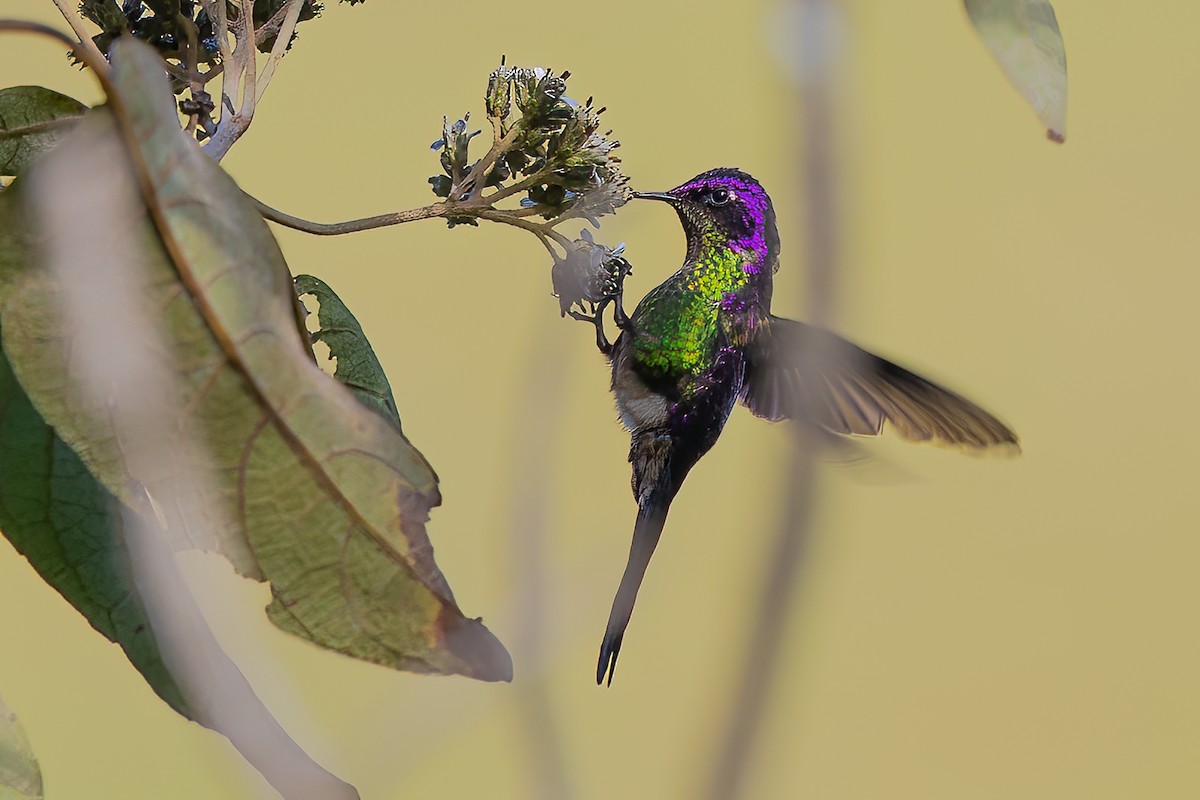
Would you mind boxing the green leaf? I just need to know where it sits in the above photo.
[964,0,1068,142]
[0,320,191,717]
[0,38,510,681]
[0,87,87,176]
[294,274,407,432]
[0,694,41,800]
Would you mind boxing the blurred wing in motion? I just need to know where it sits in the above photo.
[741,316,1019,452]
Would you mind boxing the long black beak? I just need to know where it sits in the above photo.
[632,191,676,203]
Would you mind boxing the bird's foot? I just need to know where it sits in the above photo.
[568,304,613,355]
[604,256,634,331]
[563,253,632,357]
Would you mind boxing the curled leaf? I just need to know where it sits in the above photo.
[294,274,409,434]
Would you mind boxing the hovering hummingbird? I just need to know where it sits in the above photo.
[590,168,1018,686]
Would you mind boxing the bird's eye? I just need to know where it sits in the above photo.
[708,188,732,206]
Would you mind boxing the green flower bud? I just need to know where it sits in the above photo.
[485,64,514,121]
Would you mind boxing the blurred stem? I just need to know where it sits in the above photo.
[706,0,843,798]
[508,310,576,800]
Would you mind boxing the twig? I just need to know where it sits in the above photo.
[255,0,305,104]
[197,1,233,146]
[251,195,571,259]
[47,0,108,71]
[201,0,255,159]
[236,0,256,117]
[253,198,450,234]
[487,169,554,204]
[465,124,525,199]
[198,0,233,70]
[705,0,844,798]
[177,12,204,135]
[254,1,295,47]
[475,208,574,251]
[503,205,553,218]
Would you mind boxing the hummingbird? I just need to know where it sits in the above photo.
[591,167,1018,686]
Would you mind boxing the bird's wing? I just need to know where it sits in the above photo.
[740,316,1019,451]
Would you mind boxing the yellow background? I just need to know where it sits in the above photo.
[3,1,1199,797]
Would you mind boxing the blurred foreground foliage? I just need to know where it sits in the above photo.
[0,40,512,688]
[0,692,42,800]
[963,0,1068,141]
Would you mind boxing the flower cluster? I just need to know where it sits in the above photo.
[76,0,367,141]
[78,0,364,64]
[428,115,479,202]
[426,63,636,333]
[80,0,223,76]
[428,62,632,224]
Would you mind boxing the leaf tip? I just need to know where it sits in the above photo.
[442,614,514,683]
[1047,128,1065,144]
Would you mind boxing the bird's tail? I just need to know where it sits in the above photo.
[597,430,688,686]
[596,491,671,686]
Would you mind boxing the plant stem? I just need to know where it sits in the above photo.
[253,199,450,235]
[254,1,295,47]
[476,209,573,251]
[502,205,551,218]
[252,195,574,255]
[487,169,552,205]
[48,0,108,70]
[178,12,204,135]
[236,0,256,117]
[465,123,524,199]
[255,0,305,104]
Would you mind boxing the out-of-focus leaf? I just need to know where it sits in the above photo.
[0,38,511,681]
[0,694,41,800]
[0,180,263,579]
[0,87,87,176]
[964,0,1068,142]
[0,320,191,718]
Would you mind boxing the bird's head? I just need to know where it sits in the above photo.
[634,168,781,274]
